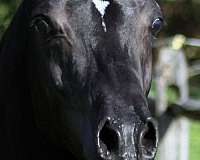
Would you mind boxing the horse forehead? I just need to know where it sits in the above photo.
[32,0,155,10]
[32,0,156,18]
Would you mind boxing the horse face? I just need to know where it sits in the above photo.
[28,0,163,159]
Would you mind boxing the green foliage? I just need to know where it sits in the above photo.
[149,81,179,104]
[0,0,21,37]
[160,0,200,38]
[189,75,200,99]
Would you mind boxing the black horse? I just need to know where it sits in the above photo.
[0,0,163,159]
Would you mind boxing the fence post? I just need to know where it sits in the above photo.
[155,35,189,160]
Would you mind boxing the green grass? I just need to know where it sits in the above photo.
[189,121,200,160]
[189,78,200,159]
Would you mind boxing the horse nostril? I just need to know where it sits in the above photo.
[140,118,158,159]
[97,119,119,158]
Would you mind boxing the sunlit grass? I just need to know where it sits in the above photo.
[189,79,200,160]
[189,121,200,160]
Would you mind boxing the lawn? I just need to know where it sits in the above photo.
[189,76,200,159]
[189,121,200,160]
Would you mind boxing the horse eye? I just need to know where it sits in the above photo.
[30,16,52,37]
[151,18,163,37]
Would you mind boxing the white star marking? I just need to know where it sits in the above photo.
[92,0,110,32]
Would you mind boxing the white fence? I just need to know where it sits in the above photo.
[153,35,200,160]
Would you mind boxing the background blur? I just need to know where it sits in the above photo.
[155,1,200,160]
[0,0,200,159]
